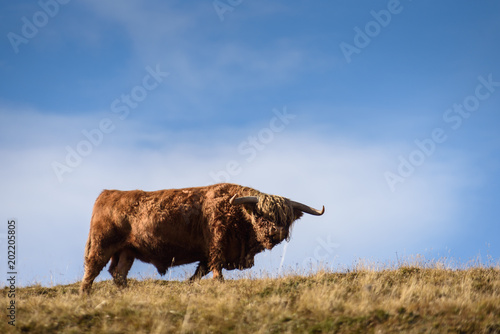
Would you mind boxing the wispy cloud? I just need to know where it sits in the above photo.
[75,1,310,98]
[0,106,473,285]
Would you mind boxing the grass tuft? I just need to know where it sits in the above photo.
[1,259,499,333]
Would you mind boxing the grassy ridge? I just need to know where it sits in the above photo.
[2,266,500,333]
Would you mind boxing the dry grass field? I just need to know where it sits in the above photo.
[2,261,500,333]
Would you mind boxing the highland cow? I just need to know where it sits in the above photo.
[80,183,324,294]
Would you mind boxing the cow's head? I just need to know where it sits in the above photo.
[230,191,324,249]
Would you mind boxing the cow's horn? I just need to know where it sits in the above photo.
[229,195,259,205]
[290,200,325,216]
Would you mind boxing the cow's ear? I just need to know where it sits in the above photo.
[293,209,304,220]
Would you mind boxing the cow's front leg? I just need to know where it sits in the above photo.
[211,264,224,281]
[189,260,209,281]
[208,233,225,281]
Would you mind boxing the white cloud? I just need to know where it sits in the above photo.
[0,108,472,285]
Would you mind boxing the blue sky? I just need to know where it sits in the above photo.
[1,0,499,286]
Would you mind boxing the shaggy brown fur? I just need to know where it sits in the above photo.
[80,183,322,294]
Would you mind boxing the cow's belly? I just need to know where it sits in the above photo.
[130,239,205,275]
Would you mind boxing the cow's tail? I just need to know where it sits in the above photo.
[83,232,92,268]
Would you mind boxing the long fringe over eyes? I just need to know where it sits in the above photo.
[245,188,295,227]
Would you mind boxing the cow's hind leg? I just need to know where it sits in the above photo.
[109,249,134,288]
[108,252,120,278]
[81,245,115,295]
[189,260,209,281]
